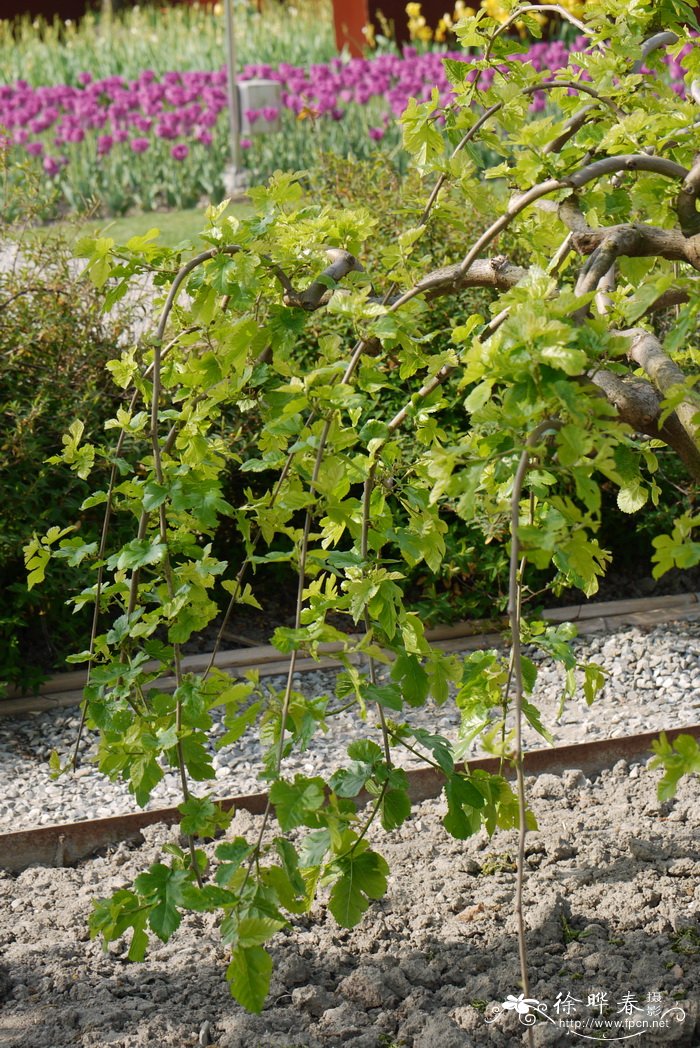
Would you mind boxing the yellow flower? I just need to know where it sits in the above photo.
[406,2,423,17]
[362,22,376,48]
[560,0,585,17]
[482,0,510,23]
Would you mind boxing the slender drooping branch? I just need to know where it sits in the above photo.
[508,418,562,1039]
[485,3,588,59]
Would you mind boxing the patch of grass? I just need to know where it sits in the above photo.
[28,203,253,250]
[671,927,700,956]
[480,852,517,876]
[561,916,591,944]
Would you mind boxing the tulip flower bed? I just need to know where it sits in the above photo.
[1,37,691,218]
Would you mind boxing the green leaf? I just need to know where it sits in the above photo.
[381,788,411,831]
[328,849,389,928]
[215,837,253,886]
[269,776,326,830]
[178,795,233,837]
[651,514,700,578]
[217,700,262,749]
[226,945,273,1013]
[617,483,648,514]
[582,663,606,705]
[134,864,190,942]
[330,763,372,798]
[359,682,403,711]
[347,739,383,763]
[410,727,454,775]
[649,732,700,802]
[443,773,485,840]
[298,828,331,868]
[274,838,307,897]
[113,540,167,572]
[443,57,474,88]
[391,653,430,708]
[143,482,169,511]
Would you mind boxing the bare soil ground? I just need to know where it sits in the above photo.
[1,758,699,1047]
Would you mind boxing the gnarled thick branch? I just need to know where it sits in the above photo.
[560,211,700,271]
[589,369,700,480]
[623,327,700,441]
[676,158,700,237]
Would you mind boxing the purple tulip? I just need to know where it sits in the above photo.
[43,153,66,176]
[0,36,691,203]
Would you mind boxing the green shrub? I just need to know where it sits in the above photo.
[0,161,131,692]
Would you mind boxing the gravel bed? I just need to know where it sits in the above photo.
[1,619,699,832]
[0,756,699,1047]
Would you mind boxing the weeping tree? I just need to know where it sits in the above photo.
[33,0,700,1026]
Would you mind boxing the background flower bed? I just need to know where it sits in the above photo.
[2,36,692,217]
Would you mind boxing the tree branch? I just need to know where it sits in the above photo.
[676,157,700,237]
[563,215,700,271]
[631,31,679,73]
[415,256,527,299]
[588,370,700,481]
[284,249,363,311]
[623,327,700,441]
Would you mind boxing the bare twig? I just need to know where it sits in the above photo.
[508,418,562,1023]
[485,4,589,60]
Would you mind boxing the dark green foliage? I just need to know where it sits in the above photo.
[0,223,128,692]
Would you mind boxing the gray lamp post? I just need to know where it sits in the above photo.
[223,0,245,197]
[222,0,282,199]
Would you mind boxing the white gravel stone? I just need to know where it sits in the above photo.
[0,617,698,831]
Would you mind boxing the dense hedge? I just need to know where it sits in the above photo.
[0,221,132,692]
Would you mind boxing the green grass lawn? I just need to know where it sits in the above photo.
[33,202,253,249]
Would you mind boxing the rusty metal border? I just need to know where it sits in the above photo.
[3,724,698,874]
